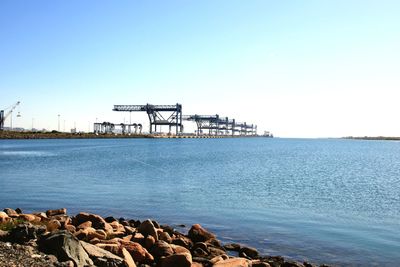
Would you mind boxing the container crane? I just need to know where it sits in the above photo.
[0,101,21,131]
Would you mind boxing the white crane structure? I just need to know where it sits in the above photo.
[0,101,21,131]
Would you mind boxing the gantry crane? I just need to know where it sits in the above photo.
[0,101,21,131]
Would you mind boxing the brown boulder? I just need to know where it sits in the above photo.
[121,247,137,267]
[19,214,41,223]
[65,224,76,233]
[159,231,172,243]
[46,208,67,217]
[171,244,191,255]
[151,240,174,260]
[3,208,18,217]
[188,224,216,243]
[73,212,107,230]
[47,219,62,232]
[138,219,158,241]
[120,240,153,263]
[124,225,136,235]
[161,252,192,267]
[132,232,145,243]
[0,212,10,223]
[252,260,272,267]
[213,257,250,267]
[172,236,193,249]
[144,235,155,249]
[77,221,92,230]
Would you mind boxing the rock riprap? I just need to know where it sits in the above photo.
[0,207,330,267]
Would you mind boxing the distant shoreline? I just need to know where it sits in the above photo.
[343,136,400,141]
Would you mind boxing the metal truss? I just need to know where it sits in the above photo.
[184,115,257,136]
[94,122,142,134]
[113,104,183,134]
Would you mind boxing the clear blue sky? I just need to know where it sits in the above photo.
[1,1,399,137]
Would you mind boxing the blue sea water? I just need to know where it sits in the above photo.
[0,138,399,266]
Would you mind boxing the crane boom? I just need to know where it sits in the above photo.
[0,101,21,131]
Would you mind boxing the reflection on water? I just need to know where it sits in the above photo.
[0,138,399,266]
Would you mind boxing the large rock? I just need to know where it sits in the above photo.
[138,219,158,241]
[119,240,154,263]
[47,219,62,232]
[213,257,250,267]
[161,252,192,267]
[239,246,259,259]
[73,212,107,230]
[282,261,306,267]
[121,247,137,267]
[0,211,10,223]
[38,230,93,267]
[208,246,226,258]
[223,243,241,252]
[159,231,172,243]
[9,223,46,243]
[188,224,216,243]
[252,261,272,267]
[151,240,174,260]
[144,235,155,249]
[46,208,67,217]
[81,241,125,267]
[172,236,193,249]
[3,208,18,217]
[18,214,41,223]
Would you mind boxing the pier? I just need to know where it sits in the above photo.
[111,103,259,137]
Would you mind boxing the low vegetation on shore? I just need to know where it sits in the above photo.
[0,208,330,267]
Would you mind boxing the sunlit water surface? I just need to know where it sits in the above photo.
[0,138,399,266]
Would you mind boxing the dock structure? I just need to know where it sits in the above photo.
[113,104,183,134]
[111,103,259,136]
[183,115,257,136]
[94,122,142,134]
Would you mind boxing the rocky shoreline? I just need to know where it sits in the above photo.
[0,208,330,267]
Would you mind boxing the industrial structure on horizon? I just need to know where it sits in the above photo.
[93,103,261,136]
[0,101,21,131]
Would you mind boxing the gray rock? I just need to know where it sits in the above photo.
[38,230,93,267]
[81,240,125,267]
[223,243,241,251]
[239,246,259,259]
[282,261,305,267]
[9,223,46,243]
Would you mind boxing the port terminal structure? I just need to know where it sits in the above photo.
[183,115,257,136]
[111,103,258,137]
[94,122,142,135]
[113,104,183,135]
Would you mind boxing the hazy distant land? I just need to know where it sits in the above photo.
[343,136,400,141]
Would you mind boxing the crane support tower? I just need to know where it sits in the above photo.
[183,114,257,136]
[0,101,21,131]
[113,104,183,134]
